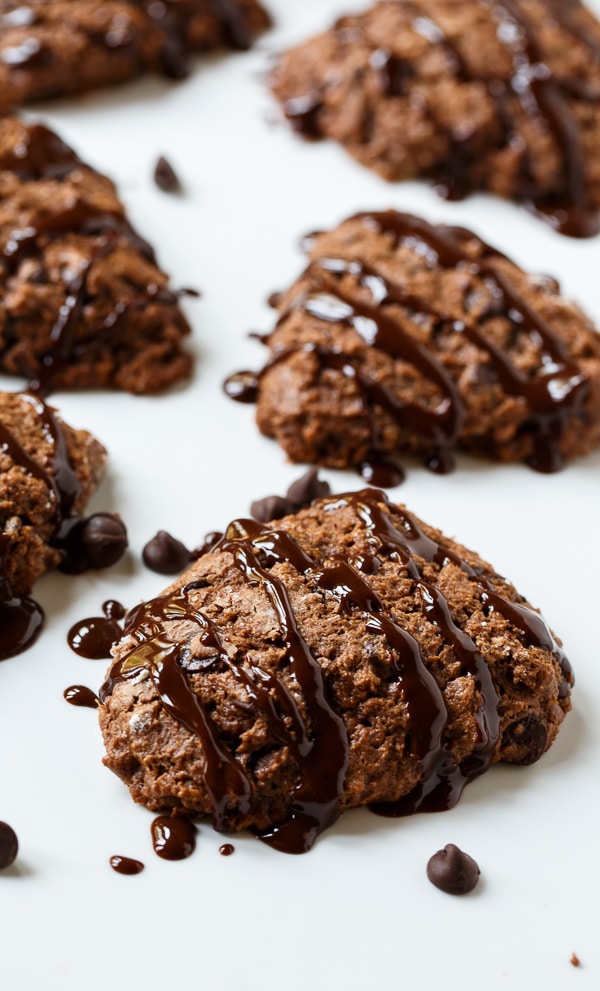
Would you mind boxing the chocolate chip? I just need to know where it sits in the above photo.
[143,531,192,574]
[426,844,480,895]
[286,468,331,508]
[191,531,223,558]
[153,156,181,193]
[0,821,19,870]
[502,715,548,765]
[81,514,128,569]
[250,494,292,523]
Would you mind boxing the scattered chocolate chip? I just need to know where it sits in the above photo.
[143,530,192,574]
[81,514,129,569]
[219,843,235,856]
[286,468,330,508]
[502,715,548,765]
[426,844,480,895]
[0,821,19,869]
[153,156,181,193]
[192,531,223,558]
[250,470,331,523]
[570,953,581,968]
[250,494,292,523]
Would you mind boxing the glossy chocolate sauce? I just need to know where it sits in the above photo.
[109,855,144,876]
[63,685,100,709]
[151,816,196,860]
[101,489,571,851]
[226,210,588,477]
[67,599,126,659]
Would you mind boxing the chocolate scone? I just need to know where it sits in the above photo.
[99,487,572,853]
[0,390,126,660]
[0,116,193,394]
[225,210,600,481]
[0,0,270,111]
[271,0,600,237]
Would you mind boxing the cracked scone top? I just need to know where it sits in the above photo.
[99,488,572,853]
[225,210,600,481]
[270,0,600,237]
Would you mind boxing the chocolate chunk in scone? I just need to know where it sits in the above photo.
[0,116,193,394]
[0,0,271,111]
[270,0,600,237]
[225,210,600,479]
[0,390,127,660]
[99,487,572,853]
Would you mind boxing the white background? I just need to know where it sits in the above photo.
[0,2,599,988]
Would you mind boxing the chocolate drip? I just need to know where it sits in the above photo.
[151,816,196,860]
[64,685,100,709]
[109,855,144,875]
[67,612,124,660]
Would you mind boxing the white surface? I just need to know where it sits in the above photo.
[1,2,599,988]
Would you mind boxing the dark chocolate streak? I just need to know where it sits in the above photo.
[225,210,589,477]
[100,489,571,851]
[285,0,600,237]
[0,393,82,660]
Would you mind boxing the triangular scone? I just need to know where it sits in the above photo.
[225,210,600,479]
[271,0,600,237]
[0,390,126,659]
[0,0,271,111]
[99,488,572,853]
[0,116,192,394]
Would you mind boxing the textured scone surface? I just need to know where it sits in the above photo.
[242,211,600,475]
[270,0,600,237]
[99,490,571,844]
[0,391,106,595]
[0,116,192,394]
[0,0,271,110]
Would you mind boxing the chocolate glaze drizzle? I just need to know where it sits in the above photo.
[101,489,571,852]
[225,210,589,479]
[67,600,126,660]
[151,815,196,860]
